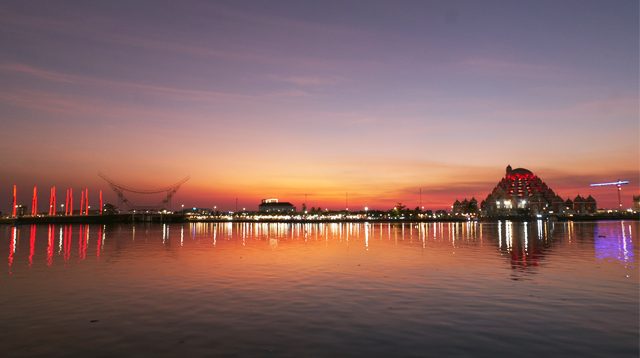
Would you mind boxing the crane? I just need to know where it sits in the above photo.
[590,180,630,210]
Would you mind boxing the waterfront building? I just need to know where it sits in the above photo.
[480,165,597,216]
[573,195,597,214]
[182,207,213,216]
[633,196,640,211]
[15,204,27,217]
[452,197,478,215]
[258,198,296,213]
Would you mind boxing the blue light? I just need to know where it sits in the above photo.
[595,225,634,264]
[590,180,630,187]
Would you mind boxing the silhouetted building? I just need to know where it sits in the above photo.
[573,195,597,214]
[182,207,213,216]
[452,197,478,215]
[633,196,640,211]
[258,198,296,213]
[15,204,27,217]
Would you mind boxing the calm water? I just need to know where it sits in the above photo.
[1,221,638,357]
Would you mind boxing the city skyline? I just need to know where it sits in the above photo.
[0,0,638,211]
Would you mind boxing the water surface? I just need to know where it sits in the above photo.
[1,221,638,357]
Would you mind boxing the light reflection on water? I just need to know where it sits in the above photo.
[595,222,635,264]
[0,221,638,357]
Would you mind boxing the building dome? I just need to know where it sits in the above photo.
[511,168,533,175]
[505,165,534,179]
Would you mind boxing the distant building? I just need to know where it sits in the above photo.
[633,196,640,211]
[182,207,213,216]
[452,197,478,215]
[16,204,28,217]
[573,195,597,214]
[480,165,597,216]
[258,198,296,213]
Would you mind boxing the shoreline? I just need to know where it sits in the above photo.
[0,213,637,225]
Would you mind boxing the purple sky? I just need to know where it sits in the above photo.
[0,0,638,211]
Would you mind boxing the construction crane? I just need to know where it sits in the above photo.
[590,180,630,210]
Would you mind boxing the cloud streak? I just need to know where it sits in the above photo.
[0,62,312,102]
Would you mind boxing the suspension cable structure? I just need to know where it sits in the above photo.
[98,172,190,211]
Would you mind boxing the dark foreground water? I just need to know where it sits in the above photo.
[1,221,638,357]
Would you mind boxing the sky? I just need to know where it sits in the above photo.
[0,0,638,211]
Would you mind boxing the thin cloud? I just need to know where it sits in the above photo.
[493,95,638,123]
[0,89,187,123]
[1,7,379,71]
[458,57,562,78]
[269,74,345,87]
[207,2,365,38]
[0,62,309,102]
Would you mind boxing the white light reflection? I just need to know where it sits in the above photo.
[58,226,63,254]
[12,227,17,254]
[537,220,543,241]
[365,222,369,251]
[621,221,628,262]
[506,221,513,251]
[452,223,457,247]
[524,222,528,252]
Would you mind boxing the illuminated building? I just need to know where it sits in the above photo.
[258,198,296,213]
[480,165,597,216]
[15,204,27,217]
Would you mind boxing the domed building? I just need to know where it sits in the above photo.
[480,165,578,216]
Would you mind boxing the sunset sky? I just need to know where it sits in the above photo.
[0,0,638,211]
